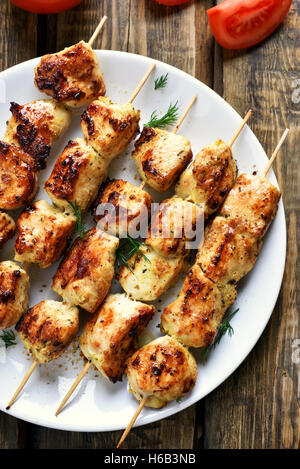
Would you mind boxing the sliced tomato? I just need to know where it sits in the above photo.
[154,0,191,5]
[10,0,82,14]
[207,0,292,50]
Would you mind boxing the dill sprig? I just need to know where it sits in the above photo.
[203,308,239,359]
[154,73,168,90]
[0,330,17,349]
[69,201,88,240]
[145,101,179,129]
[116,235,150,273]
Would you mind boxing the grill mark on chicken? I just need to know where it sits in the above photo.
[9,102,51,170]
[35,43,103,102]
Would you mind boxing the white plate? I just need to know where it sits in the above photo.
[0,50,286,432]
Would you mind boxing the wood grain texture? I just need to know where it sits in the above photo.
[0,1,37,70]
[203,0,300,449]
[28,406,196,449]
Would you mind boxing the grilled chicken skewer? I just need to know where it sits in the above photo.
[161,133,288,348]
[119,112,251,301]
[133,96,197,193]
[34,16,107,108]
[117,336,197,448]
[1,17,107,212]
[55,293,155,416]
[116,129,288,448]
[5,65,156,408]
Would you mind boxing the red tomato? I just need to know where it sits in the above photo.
[155,0,191,5]
[207,0,293,50]
[10,0,83,14]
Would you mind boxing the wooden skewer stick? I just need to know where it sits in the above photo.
[262,128,289,178]
[116,128,289,448]
[6,361,38,410]
[128,64,156,104]
[117,396,148,449]
[229,109,253,148]
[55,361,92,416]
[172,95,197,134]
[88,15,108,47]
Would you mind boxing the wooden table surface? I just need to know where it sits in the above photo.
[0,0,299,450]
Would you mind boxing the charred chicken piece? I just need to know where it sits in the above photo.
[175,140,237,218]
[81,97,140,162]
[132,127,192,193]
[52,228,119,313]
[15,200,76,269]
[0,141,38,210]
[16,300,79,363]
[34,41,105,108]
[79,293,155,382]
[0,261,29,330]
[92,179,152,237]
[4,100,71,171]
[126,335,197,408]
[45,138,108,213]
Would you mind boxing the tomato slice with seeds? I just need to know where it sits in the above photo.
[207,0,293,50]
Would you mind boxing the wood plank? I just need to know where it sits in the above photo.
[55,0,130,52]
[29,407,196,449]
[203,1,300,449]
[127,0,215,83]
[0,1,37,70]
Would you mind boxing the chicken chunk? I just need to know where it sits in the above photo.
[126,336,197,408]
[132,127,192,192]
[4,100,71,170]
[34,41,106,108]
[161,264,237,348]
[175,140,237,217]
[0,262,29,330]
[92,179,152,237]
[220,174,281,237]
[14,200,76,269]
[146,195,204,258]
[0,141,38,210]
[16,300,79,363]
[45,138,108,213]
[81,97,140,162]
[0,211,16,249]
[52,228,119,313]
[118,244,185,301]
[197,216,262,285]
[79,293,155,383]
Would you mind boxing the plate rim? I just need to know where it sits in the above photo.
[0,49,287,432]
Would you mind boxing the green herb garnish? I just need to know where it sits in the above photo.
[154,73,168,90]
[116,235,151,273]
[0,330,17,349]
[145,101,179,129]
[203,308,239,359]
[69,201,88,239]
